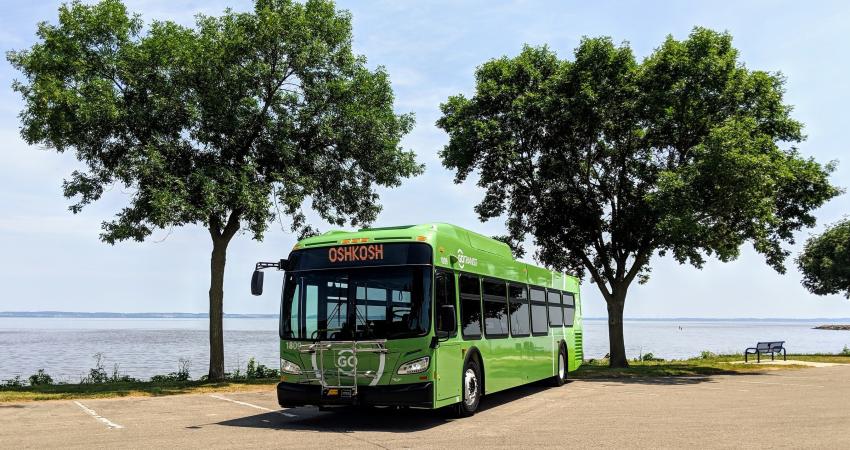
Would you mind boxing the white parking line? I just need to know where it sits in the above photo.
[208,394,297,418]
[73,401,124,429]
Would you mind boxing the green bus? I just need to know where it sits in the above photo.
[250,223,583,416]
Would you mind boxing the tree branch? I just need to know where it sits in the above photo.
[221,209,242,241]
[577,248,612,300]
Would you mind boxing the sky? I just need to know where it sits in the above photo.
[0,0,848,319]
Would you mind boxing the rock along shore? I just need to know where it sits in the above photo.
[813,325,850,330]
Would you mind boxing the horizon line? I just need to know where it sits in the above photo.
[2,311,850,321]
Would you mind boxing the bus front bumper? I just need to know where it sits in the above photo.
[277,381,433,408]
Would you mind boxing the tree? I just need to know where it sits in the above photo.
[797,219,850,298]
[7,0,421,380]
[437,28,839,367]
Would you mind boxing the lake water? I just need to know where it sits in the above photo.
[2,317,850,381]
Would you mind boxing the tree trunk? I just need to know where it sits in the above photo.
[208,237,228,381]
[606,295,628,368]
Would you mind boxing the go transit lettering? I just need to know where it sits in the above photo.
[328,244,385,263]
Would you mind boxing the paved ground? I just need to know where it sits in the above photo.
[3,365,850,449]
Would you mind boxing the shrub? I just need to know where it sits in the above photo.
[841,345,850,356]
[81,353,109,384]
[641,352,663,362]
[28,369,53,386]
[2,376,24,388]
[700,350,718,360]
[151,358,191,383]
[81,353,137,383]
[246,357,279,379]
[110,363,137,383]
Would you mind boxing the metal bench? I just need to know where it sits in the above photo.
[744,341,786,362]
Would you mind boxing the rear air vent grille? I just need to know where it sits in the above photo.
[373,236,411,241]
[574,331,584,362]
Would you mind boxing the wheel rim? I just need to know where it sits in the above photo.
[558,352,565,379]
[464,368,478,407]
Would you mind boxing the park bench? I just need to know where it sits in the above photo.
[744,341,786,362]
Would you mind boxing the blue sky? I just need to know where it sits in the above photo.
[0,0,848,318]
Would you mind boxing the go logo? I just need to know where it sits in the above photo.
[336,349,358,375]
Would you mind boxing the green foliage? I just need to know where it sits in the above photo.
[641,352,663,362]
[437,27,840,366]
[841,345,850,357]
[194,357,278,381]
[2,376,24,388]
[28,369,54,386]
[797,219,850,298]
[7,0,421,242]
[246,357,279,379]
[81,353,137,384]
[633,352,663,362]
[700,350,718,360]
[81,353,109,384]
[150,358,191,382]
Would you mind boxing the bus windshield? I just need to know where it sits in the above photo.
[281,266,432,341]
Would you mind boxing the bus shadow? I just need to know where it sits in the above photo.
[215,375,733,433]
[572,367,801,387]
[213,383,562,432]
[214,404,449,432]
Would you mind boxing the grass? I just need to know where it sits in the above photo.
[0,378,279,403]
[572,353,850,379]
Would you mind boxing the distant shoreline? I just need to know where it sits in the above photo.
[2,312,850,321]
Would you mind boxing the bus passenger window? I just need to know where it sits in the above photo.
[435,270,457,337]
[482,279,508,338]
[459,275,482,339]
[563,293,576,327]
[530,288,548,335]
[547,290,563,327]
[508,284,530,337]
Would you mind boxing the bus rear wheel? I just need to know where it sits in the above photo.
[551,346,567,387]
[454,358,481,417]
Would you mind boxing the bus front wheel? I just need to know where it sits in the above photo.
[454,358,481,417]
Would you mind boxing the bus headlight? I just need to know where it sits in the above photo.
[397,356,430,375]
[280,358,302,375]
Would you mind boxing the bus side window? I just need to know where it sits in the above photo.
[459,274,482,339]
[547,290,563,327]
[482,279,509,338]
[562,292,576,327]
[435,269,457,337]
[529,287,548,335]
[508,283,530,337]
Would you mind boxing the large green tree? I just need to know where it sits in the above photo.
[797,219,850,298]
[8,0,421,380]
[438,28,839,367]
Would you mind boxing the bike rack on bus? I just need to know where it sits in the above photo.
[297,340,388,396]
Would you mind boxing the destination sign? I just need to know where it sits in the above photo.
[288,242,432,271]
[328,244,384,263]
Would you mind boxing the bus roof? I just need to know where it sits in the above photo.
[293,223,580,293]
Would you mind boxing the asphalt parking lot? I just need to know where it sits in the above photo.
[3,365,849,449]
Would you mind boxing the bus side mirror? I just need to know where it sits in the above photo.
[250,270,264,296]
[437,305,456,338]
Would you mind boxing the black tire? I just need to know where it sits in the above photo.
[551,345,567,387]
[454,358,482,417]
